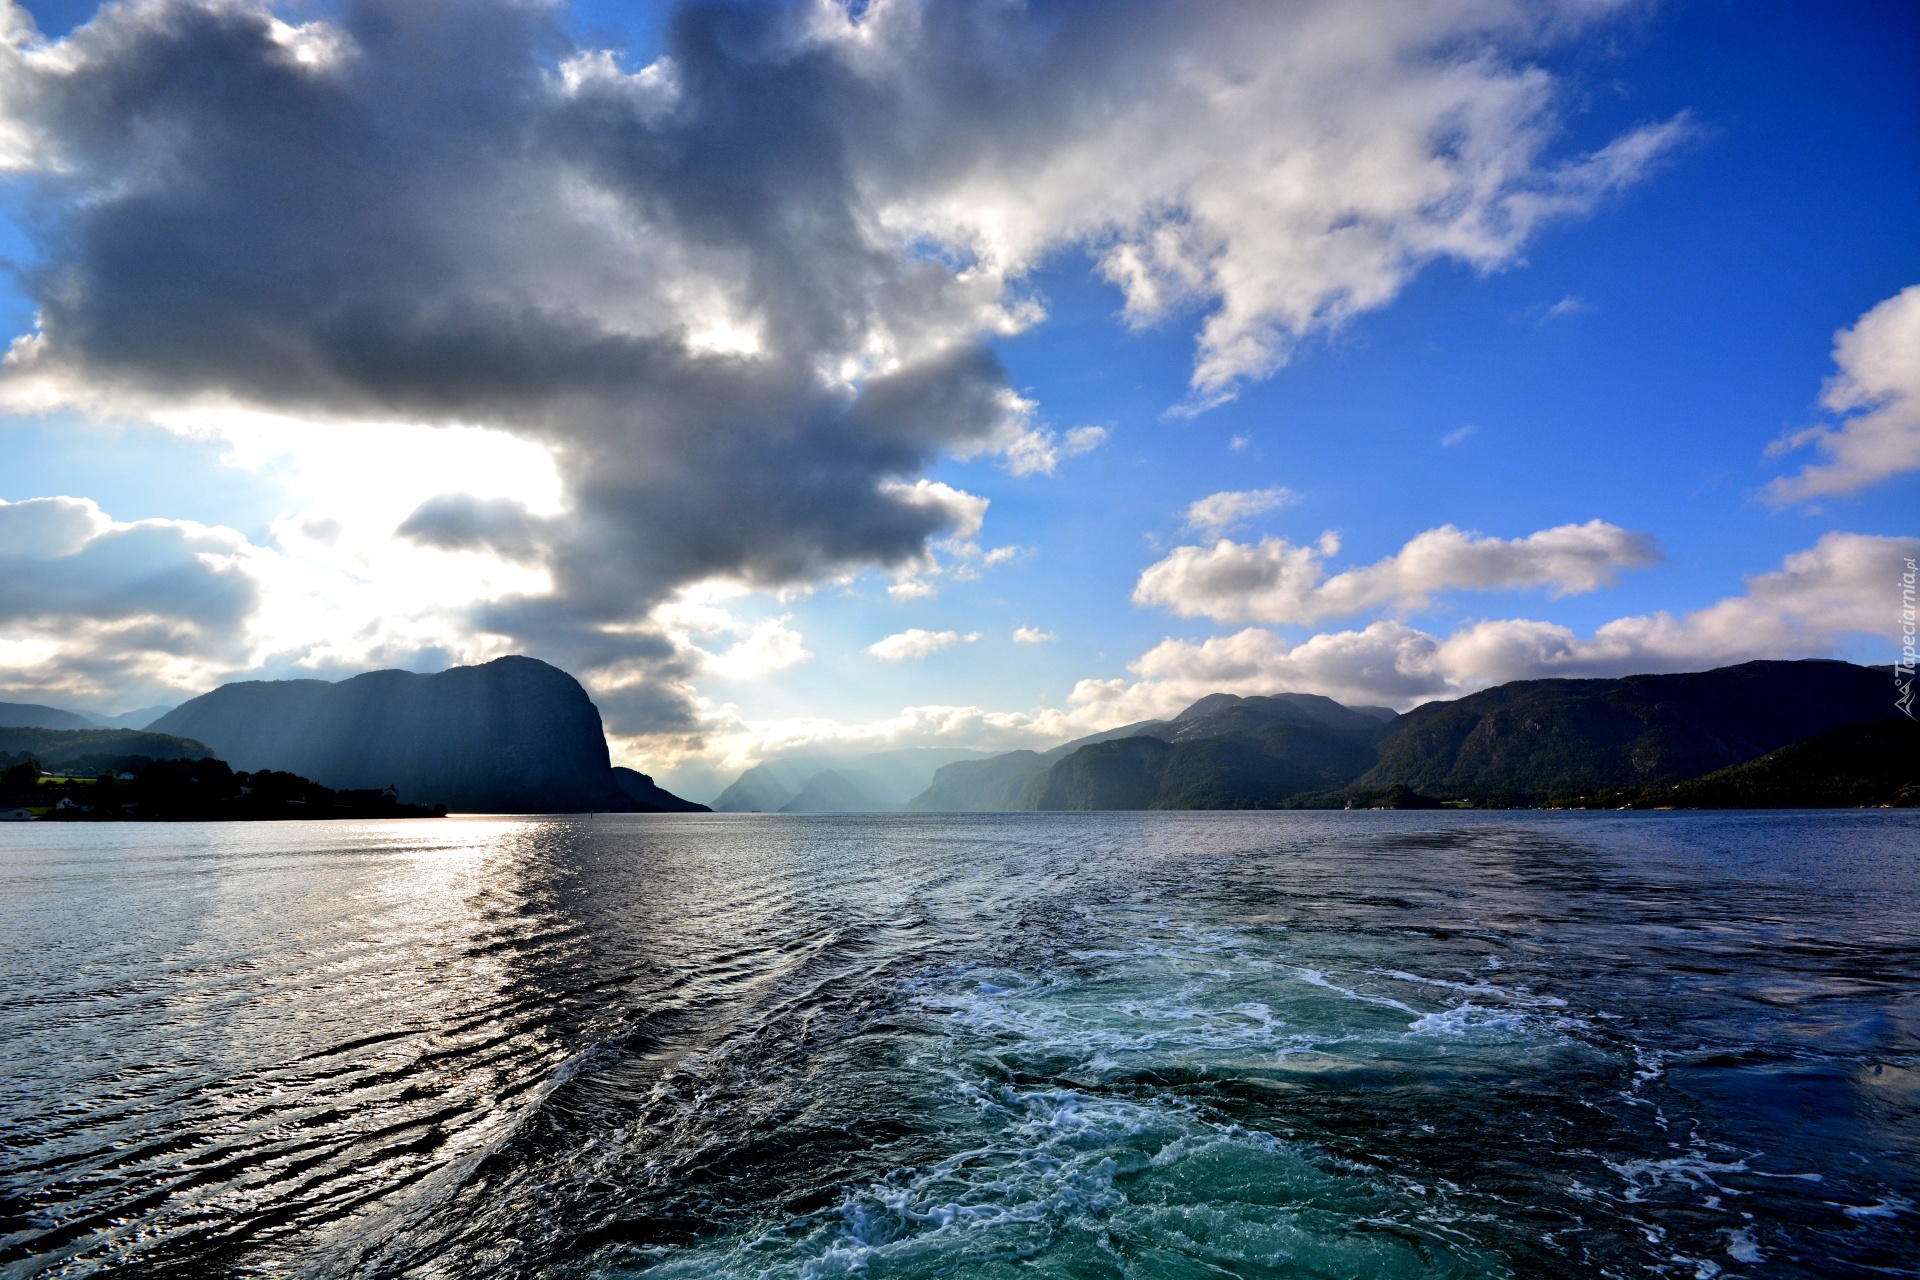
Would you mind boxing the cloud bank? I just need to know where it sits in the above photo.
[0,0,1681,729]
[1091,531,1913,719]
[1134,520,1660,625]
[0,497,260,706]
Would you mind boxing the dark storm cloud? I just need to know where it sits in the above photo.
[4,0,1009,619]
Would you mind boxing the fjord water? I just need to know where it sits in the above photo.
[1,814,1914,1279]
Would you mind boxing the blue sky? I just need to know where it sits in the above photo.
[0,0,1915,798]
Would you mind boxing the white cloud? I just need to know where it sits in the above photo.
[1063,425,1108,456]
[884,531,1019,598]
[1134,519,1660,625]
[1441,424,1478,447]
[865,627,979,662]
[0,497,264,707]
[1541,295,1587,322]
[1085,531,1915,717]
[1184,487,1297,534]
[887,578,939,601]
[647,595,813,682]
[879,479,989,540]
[1766,285,1920,502]
[958,416,1108,478]
[1012,625,1056,645]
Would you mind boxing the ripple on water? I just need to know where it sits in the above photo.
[0,810,1915,1279]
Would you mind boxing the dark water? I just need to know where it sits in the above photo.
[1,813,1915,1279]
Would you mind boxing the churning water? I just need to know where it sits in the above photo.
[0,812,1914,1278]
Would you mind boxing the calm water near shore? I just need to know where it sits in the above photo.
[0,811,1915,1278]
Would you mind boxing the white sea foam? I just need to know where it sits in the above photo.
[1405,1002,1533,1036]
[1834,1194,1910,1219]
[1722,1225,1764,1263]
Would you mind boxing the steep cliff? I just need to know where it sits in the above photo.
[150,657,660,813]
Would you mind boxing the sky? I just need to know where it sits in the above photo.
[0,0,1915,801]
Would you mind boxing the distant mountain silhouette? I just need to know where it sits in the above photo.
[149,657,698,813]
[713,747,991,812]
[0,702,99,731]
[906,660,1903,810]
[81,706,175,731]
[906,749,1053,812]
[778,770,888,813]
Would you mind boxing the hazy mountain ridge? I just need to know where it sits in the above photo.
[713,747,991,812]
[905,661,1907,811]
[779,770,890,813]
[0,703,99,731]
[0,727,214,772]
[2,703,180,732]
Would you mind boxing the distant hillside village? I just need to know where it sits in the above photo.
[3,657,1914,821]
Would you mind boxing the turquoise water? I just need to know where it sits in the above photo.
[0,812,1914,1277]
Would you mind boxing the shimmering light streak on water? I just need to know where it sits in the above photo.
[0,812,1914,1278]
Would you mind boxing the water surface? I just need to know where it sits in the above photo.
[1,812,1914,1278]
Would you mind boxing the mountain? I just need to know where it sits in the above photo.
[1553,718,1920,809]
[906,750,1052,812]
[0,702,98,731]
[0,727,214,772]
[909,694,1394,811]
[81,706,175,731]
[713,746,992,812]
[149,656,669,813]
[714,753,840,812]
[611,767,712,813]
[779,770,888,813]
[905,660,1899,811]
[1359,659,1896,800]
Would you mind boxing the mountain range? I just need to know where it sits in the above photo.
[897,660,1907,811]
[7,657,1906,816]
[0,702,174,732]
[712,747,993,812]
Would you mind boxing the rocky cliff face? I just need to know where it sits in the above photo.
[150,657,648,813]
